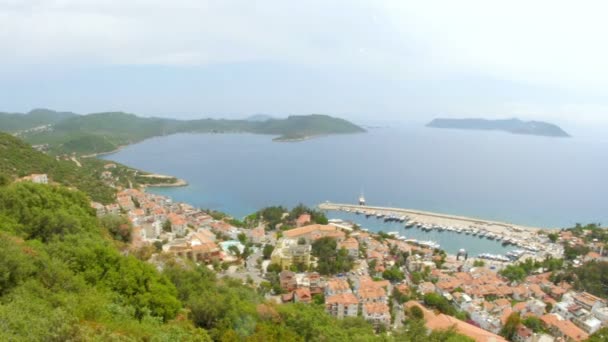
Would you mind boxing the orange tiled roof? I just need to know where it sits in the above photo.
[294,288,311,300]
[131,208,145,216]
[363,302,389,314]
[326,293,359,305]
[296,214,311,225]
[395,284,410,295]
[192,232,214,244]
[528,284,545,297]
[210,221,234,231]
[513,302,527,313]
[525,272,552,285]
[494,298,510,308]
[516,325,533,339]
[511,285,528,296]
[500,308,513,325]
[339,237,359,250]
[586,251,601,259]
[358,285,386,300]
[541,314,589,342]
[168,213,187,226]
[405,301,507,342]
[437,278,462,292]
[418,281,436,293]
[454,272,474,282]
[284,224,336,237]
[282,292,293,302]
[326,278,350,292]
[574,292,605,307]
[191,243,219,253]
[367,250,383,259]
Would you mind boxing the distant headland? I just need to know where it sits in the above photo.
[426,118,570,137]
[0,109,365,156]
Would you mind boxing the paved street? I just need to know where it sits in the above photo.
[219,247,266,285]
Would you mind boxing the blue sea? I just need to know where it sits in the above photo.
[103,125,608,255]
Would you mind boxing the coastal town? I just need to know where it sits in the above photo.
[4,1,608,340]
[83,173,608,342]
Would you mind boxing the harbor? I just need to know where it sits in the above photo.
[319,202,562,260]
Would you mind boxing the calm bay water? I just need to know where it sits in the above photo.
[104,126,608,255]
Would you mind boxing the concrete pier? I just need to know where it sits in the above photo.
[318,202,559,256]
[318,202,542,232]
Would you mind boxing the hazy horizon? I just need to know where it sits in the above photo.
[2,1,608,128]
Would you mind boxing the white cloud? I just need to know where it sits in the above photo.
[384,1,608,89]
[1,0,608,122]
[3,1,606,84]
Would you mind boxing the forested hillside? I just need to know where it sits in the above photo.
[0,133,182,204]
[0,108,77,132]
[0,132,116,203]
[1,109,365,155]
[0,182,202,340]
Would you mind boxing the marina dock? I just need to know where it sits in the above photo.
[318,202,560,257]
[319,202,542,231]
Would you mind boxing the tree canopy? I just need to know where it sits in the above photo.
[0,182,193,340]
[499,257,563,283]
[247,204,329,230]
[500,312,521,340]
[311,237,354,275]
[588,327,608,342]
[552,261,608,299]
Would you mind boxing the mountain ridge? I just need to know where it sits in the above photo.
[0,109,365,155]
[0,108,78,132]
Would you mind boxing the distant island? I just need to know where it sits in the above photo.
[0,109,365,155]
[426,118,570,137]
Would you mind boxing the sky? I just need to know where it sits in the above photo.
[1,0,608,127]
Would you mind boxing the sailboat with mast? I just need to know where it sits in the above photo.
[358,191,366,206]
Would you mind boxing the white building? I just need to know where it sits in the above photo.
[362,302,390,327]
[325,293,359,319]
[143,220,162,240]
[578,316,602,335]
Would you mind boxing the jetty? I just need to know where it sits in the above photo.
[319,202,541,231]
[318,202,559,257]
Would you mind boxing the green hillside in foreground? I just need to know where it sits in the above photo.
[1,109,365,155]
[0,180,477,341]
[0,181,209,340]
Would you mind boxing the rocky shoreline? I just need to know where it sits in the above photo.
[138,174,189,188]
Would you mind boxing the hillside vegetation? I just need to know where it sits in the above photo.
[0,180,475,342]
[0,133,182,203]
[0,182,198,340]
[0,132,116,203]
[0,108,77,132]
[1,109,365,155]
